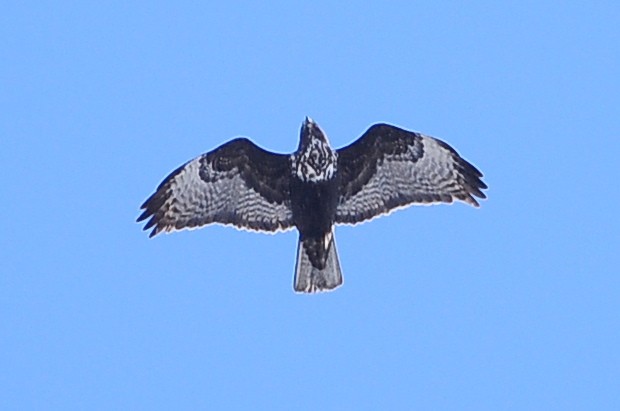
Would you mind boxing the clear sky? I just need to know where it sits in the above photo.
[2,1,619,410]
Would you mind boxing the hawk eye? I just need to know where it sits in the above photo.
[215,157,229,170]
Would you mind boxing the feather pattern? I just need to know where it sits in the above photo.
[335,124,487,225]
[137,138,294,237]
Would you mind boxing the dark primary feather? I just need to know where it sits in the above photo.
[335,124,487,225]
[137,138,294,237]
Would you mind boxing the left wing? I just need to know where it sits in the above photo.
[335,124,487,225]
[137,138,294,237]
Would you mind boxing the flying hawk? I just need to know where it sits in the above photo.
[137,118,487,293]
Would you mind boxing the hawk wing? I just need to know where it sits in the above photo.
[335,124,487,225]
[137,138,294,237]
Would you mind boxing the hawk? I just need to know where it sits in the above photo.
[137,118,487,293]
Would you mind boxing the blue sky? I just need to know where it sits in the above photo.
[2,1,619,410]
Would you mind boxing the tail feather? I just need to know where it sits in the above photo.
[294,231,343,293]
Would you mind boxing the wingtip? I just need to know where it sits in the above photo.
[462,194,480,208]
[136,209,150,223]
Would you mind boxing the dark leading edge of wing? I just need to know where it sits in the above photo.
[335,124,487,225]
[137,138,294,237]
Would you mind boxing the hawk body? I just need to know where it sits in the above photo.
[138,117,487,293]
[288,120,342,291]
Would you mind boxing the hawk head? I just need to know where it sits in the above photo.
[298,116,330,149]
[292,117,337,183]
